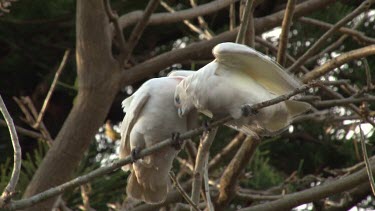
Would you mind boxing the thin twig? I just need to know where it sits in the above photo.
[288,0,373,72]
[123,0,161,64]
[160,1,209,39]
[189,0,214,39]
[236,0,253,44]
[313,96,375,108]
[0,95,21,207]
[363,58,373,89]
[103,0,128,66]
[305,13,367,65]
[0,119,44,140]
[255,36,309,73]
[169,172,201,211]
[229,3,236,30]
[34,49,70,129]
[203,155,214,211]
[358,124,375,196]
[277,0,296,66]
[299,17,375,45]
[191,128,218,210]
[316,85,375,127]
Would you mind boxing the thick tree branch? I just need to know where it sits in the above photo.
[215,135,260,209]
[0,95,21,207]
[302,45,375,82]
[238,161,375,211]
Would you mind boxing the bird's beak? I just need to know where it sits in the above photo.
[178,108,184,118]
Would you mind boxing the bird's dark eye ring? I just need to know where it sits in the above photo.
[175,96,180,104]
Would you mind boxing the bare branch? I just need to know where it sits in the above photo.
[302,45,375,82]
[104,0,128,66]
[229,3,236,30]
[34,49,70,129]
[0,119,44,140]
[363,58,373,89]
[203,157,214,211]
[169,172,201,211]
[238,161,375,211]
[288,0,373,72]
[313,96,375,108]
[277,0,296,66]
[299,17,375,45]
[236,0,254,44]
[120,0,337,86]
[119,0,239,29]
[191,128,218,209]
[0,95,21,207]
[160,1,210,39]
[358,124,375,196]
[216,135,260,208]
[123,0,161,64]
[208,132,245,171]
[189,0,214,39]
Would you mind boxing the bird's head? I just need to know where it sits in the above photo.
[174,80,194,118]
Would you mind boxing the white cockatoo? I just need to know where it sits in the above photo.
[174,42,311,136]
[120,74,197,204]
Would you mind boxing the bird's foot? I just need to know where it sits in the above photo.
[171,132,183,150]
[202,120,211,132]
[241,105,258,117]
[131,147,142,163]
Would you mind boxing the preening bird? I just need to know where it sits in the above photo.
[174,42,311,136]
[120,75,197,204]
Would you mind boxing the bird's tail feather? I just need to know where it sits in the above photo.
[126,163,170,204]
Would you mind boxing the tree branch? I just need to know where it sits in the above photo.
[191,127,218,209]
[288,0,373,72]
[238,160,375,211]
[236,0,253,44]
[302,45,375,82]
[299,17,375,45]
[215,135,260,209]
[34,49,70,129]
[0,95,21,207]
[120,0,336,87]
[123,0,161,64]
[119,0,239,29]
[277,0,296,66]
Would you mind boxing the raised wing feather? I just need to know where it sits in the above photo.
[119,92,150,167]
[213,42,301,95]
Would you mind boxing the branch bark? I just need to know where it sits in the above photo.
[238,161,375,211]
[22,1,121,210]
[0,95,21,207]
[302,45,375,82]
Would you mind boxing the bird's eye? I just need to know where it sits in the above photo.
[175,96,180,104]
